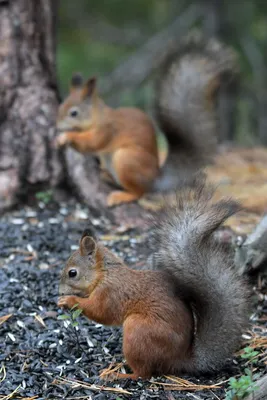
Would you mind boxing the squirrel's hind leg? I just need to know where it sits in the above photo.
[107,149,158,207]
[122,315,169,380]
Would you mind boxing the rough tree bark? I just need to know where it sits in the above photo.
[0,0,63,211]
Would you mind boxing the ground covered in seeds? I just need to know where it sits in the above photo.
[0,199,266,400]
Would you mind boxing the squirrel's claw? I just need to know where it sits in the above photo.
[99,367,138,381]
[58,295,76,309]
[54,133,69,148]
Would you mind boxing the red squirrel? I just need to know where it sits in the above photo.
[58,180,250,380]
[55,33,237,207]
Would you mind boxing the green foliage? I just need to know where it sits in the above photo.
[57,314,70,320]
[240,346,259,363]
[225,346,260,400]
[225,369,259,400]
[57,303,83,329]
[58,304,84,350]
[35,190,53,204]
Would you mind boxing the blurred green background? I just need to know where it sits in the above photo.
[57,0,267,145]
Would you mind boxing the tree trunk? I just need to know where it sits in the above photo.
[0,0,63,211]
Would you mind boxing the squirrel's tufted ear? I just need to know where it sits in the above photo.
[81,228,94,239]
[81,76,97,99]
[79,231,96,257]
[70,72,84,90]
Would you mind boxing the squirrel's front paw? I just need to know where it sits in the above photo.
[54,133,69,148]
[58,295,77,309]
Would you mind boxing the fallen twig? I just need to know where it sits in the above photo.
[0,384,21,400]
[0,314,12,327]
[0,364,6,384]
[151,375,223,392]
[53,376,132,395]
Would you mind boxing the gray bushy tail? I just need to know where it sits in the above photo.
[152,180,250,373]
[153,31,238,192]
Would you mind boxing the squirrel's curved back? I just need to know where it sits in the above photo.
[154,32,238,191]
[151,180,250,373]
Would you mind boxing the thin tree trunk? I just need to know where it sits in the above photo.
[202,0,238,143]
[0,0,63,211]
[100,4,203,97]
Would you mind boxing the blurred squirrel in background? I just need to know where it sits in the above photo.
[58,180,250,380]
[56,33,237,207]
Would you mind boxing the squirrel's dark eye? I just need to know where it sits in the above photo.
[68,269,77,278]
[69,108,79,118]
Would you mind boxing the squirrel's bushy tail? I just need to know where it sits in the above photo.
[152,179,250,373]
[153,31,238,191]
